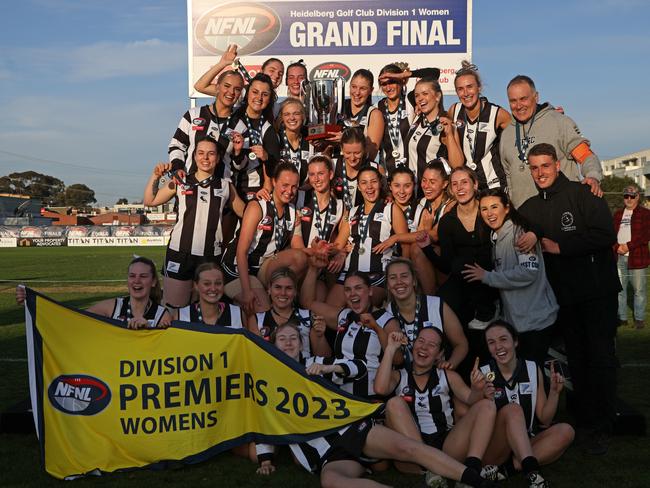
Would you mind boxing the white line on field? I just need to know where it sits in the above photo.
[0,358,27,362]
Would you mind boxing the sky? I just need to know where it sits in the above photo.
[0,0,648,206]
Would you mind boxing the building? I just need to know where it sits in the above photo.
[601,148,650,198]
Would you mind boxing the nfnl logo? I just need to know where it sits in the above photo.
[48,375,111,415]
[195,3,281,56]
[310,62,352,82]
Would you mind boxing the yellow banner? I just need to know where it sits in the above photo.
[24,289,380,479]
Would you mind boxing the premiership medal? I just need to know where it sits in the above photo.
[249,151,257,161]
[486,371,496,382]
[392,150,400,159]
[358,246,366,255]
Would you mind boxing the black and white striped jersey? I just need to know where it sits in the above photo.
[221,200,297,275]
[258,392,376,471]
[452,99,507,190]
[405,114,450,190]
[412,197,454,234]
[278,131,312,186]
[295,190,344,246]
[111,297,167,327]
[302,355,368,390]
[342,100,377,136]
[409,197,429,232]
[255,308,312,356]
[227,110,281,201]
[334,308,394,398]
[168,175,230,257]
[385,294,445,348]
[481,359,538,432]
[177,302,244,328]
[168,104,232,176]
[377,96,416,174]
[343,201,395,276]
[395,367,455,435]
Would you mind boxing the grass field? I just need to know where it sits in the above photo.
[0,247,648,487]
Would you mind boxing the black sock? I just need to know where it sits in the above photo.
[521,456,540,476]
[460,467,483,487]
[464,456,482,473]
[502,457,515,476]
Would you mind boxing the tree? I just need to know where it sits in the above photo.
[601,175,637,215]
[64,184,96,208]
[116,198,129,205]
[0,171,65,204]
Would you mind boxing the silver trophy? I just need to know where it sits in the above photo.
[304,77,345,140]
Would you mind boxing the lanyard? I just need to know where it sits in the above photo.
[312,191,334,241]
[408,114,437,143]
[177,173,215,195]
[213,102,232,136]
[463,113,478,163]
[341,160,354,210]
[392,295,422,340]
[281,129,302,169]
[244,114,264,145]
[356,201,381,252]
[269,197,288,251]
[383,93,405,154]
[195,302,224,325]
[515,110,538,170]
[125,298,151,320]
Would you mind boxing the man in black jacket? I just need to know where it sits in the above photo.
[518,143,620,455]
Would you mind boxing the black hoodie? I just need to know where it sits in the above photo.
[518,173,621,305]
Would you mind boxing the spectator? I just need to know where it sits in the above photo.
[613,184,649,329]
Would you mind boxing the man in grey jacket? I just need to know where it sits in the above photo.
[499,75,603,207]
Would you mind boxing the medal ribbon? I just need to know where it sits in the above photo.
[341,160,354,210]
[244,114,264,146]
[356,201,381,250]
[392,294,422,340]
[312,191,334,241]
[515,110,538,168]
[281,129,302,169]
[383,92,405,155]
[269,196,288,251]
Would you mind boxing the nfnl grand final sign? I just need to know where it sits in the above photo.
[187,0,472,96]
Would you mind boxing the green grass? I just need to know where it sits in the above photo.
[0,247,648,487]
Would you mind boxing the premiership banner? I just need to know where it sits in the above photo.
[24,289,380,479]
[188,0,472,96]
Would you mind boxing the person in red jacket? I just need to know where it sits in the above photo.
[613,184,650,329]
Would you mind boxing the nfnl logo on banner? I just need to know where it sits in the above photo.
[188,0,472,97]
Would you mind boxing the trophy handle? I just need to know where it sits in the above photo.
[302,80,313,124]
[335,77,345,124]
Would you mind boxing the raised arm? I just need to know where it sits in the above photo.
[373,331,404,396]
[235,202,263,315]
[143,164,177,207]
[193,44,238,97]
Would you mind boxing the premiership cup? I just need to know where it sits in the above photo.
[304,77,345,140]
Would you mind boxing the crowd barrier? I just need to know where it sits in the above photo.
[0,225,171,247]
